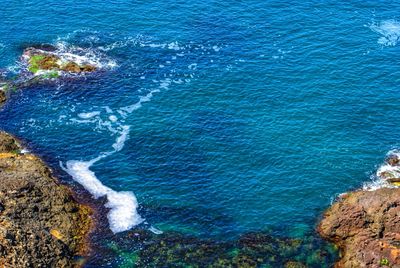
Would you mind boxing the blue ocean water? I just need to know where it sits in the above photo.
[1,0,400,256]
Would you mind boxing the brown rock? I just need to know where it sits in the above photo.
[0,131,92,267]
[387,154,400,166]
[318,188,400,267]
[80,65,96,72]
[63,62,82,73]
[36,54,60,70]
[387,178,400,183]
[0,90,6,106]
[0,132,19,153]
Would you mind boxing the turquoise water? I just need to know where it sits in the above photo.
[1,0,400,265]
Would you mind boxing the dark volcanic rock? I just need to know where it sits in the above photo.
[0,132,92,267]
[318,188,400,268]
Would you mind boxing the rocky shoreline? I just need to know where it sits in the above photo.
[318,154,400,267]
[0,131,92,267]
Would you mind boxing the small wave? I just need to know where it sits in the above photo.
[62,129,143,234]
[370,20,400,47]
[363,150,400,190]
[149,226,163,234]
[78,111,101,119]
[57,30,222,233]
[118,89,160,115]
[112,125,129,152]
[53,41,118,70]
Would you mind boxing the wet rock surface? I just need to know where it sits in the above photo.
[23,46,97,74]
[0,131,92,267]
[318,188,400,268]
[0,44,100,106]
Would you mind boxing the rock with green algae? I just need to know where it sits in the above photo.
[22,46,97,75]
[0,131,93,267]
[0,44,100,106]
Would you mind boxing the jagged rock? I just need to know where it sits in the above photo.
[0,90,5,106]
[23,46,97,74]
[0,131,93,267]
[63,62,82,73]
[386,154,400,166]
[318,188,400,268]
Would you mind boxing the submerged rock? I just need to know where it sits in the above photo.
[0,132,93,267]
[92,229,336,267]
[318,188,400,267]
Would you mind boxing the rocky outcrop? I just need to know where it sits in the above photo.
[23,46,97,75]
[318,188,400,267]
[0,132,92,267]
[0,44,99,107]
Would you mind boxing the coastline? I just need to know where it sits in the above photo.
[0,131,93,267]
[318,188,400,267]
[318,153,400,267]
[0,43,395,267]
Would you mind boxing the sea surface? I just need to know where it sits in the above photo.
[1,0,400,266]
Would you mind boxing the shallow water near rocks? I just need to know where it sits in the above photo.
[1,0,400,266]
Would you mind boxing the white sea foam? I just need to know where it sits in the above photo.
[53,41,118,69]
[363,150,400,190]
[20,148,30,154]
[119,89,160,114]
[63,159,143,233]
[58,33,222,233]
[370,20,400,46]
[112,125,130,152]
[109,115,118,122]
[149,226,163,234]
[78,111,101,119]
[62,130,143,233]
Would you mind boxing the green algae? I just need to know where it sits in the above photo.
[41,71,60,79]
[28,55,45,73]
[380,258,390,266]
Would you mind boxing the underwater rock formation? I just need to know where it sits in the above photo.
[92,229,336,267]
[318,188,400,267]
[0,132,92,267]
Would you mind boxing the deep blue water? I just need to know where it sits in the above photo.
[1,0,400,252]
